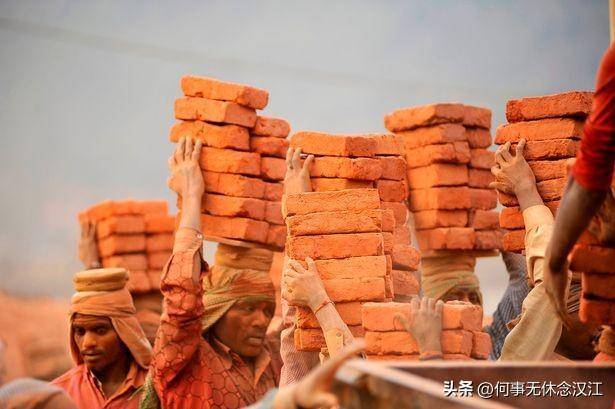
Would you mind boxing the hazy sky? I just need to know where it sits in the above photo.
[0,0,609,313]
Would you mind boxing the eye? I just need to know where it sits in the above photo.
[74,327,85,336]
[95,327,109,335]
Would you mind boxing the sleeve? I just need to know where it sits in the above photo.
[150,227,206,391]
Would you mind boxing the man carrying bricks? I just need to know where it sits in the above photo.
[491,140,601,360]
[421,255,483,306]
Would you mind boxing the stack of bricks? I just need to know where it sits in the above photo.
[284,188,393,351]
[289,132,420,301]
[384,103,501,255]
[171,76,289,249]
[362,301,491,361]
[77,199,174,294]
[496,91,592,252]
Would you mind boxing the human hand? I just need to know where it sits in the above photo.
[281,257,328,311]
[283,147,314,196]
[544,250,574,329]
[78,220,100,268]
[397,297,443,354]
[490,139,536,195]
[167,137,204,201]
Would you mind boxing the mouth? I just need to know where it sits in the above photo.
[82,352,103,361]
[246,335,264,346]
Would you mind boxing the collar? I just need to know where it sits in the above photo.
[87,360,144,400]
[210,335,272,387]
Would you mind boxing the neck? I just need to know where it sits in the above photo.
[92,351,131,397]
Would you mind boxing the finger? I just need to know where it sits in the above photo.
[302,154,315,172]
[420,296,428,312]
[305,257,318,273]
[175,137,186,163]
[490,165,501,178]
[192,139,203,162]
[489,181,513,195]
[435,300,444,316]
[292,147,302,170]
[500,142,513,161]
[515,138,527,158]
[288,259,307,274]
[395,313,411,333]
[167,154,177,170]
[309,392,338,408]
[286,147,294,170]
[184,137,194,160]
[410,296,419,312]
[427,297,435,312]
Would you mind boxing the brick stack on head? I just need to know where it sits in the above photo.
[171,76,289,249]
[384,103,501,256]
[496,91,593,252]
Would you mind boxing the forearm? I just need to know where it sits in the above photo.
[314,303,353,346]
[179,193,202,232]
[515,184,544,212]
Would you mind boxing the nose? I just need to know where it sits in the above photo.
[82,331,98,349]
[252,309,269,329]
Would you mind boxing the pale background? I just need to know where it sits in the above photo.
[0,0,609,314]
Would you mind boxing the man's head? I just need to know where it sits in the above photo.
[441,287,482,305]
[421,255,483,306]
[71,313,128,373]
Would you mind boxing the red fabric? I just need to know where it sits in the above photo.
[572,44,615,190]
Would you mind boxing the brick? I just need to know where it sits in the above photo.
[298,255,388,280]
[81,200,137,221]
[96,216,145,239]
[505,91,593,123]
[296,302,363,328]
[287,233,384,260]
[201,171,265,198]
[199,147,261,175]
[512,139,579,161]
[311,178,374,192]
[169,120,250,150]
[365,331,420,355]
[384,271,394,298]
[407,164,468,189]
[392,270,419,299]
[309,157,382,180]
[98,235,146,257]
[377,179,408,202]
[146,234,174,252]
[471,331,492,359]
[380,202,409,225]
[372,134,402,155]
[391,244,421,270]
[266,224,286,248]
[384,103,465,132]
[416,228,475,250]
[462,106,491,129]
[264,182,283,201]
[127,270,151,294]
[528,159,570,182]
[393,225,411,245]
[133,200,168,215]
[383,232,394,253]
[200,214,269,243]
[202,193,266,220]
[180,75,268,109]
[470,188,497,210]
[250,137,289,158]
[409,187,471,211]
[174,97,256,127]
[498,178,566,206]
[570,245,615,274]
[295,326,364,351]
[413,210,468,229]
[468,168,494,188]
[252,116,290,138]
[442,301,483,331]
[468,210,499,230]
[470,149,495,169]
[322,277,386,302]
[474,230,503,250]
[284,189,380,216]
[102,254,148,271]
[580,297,615,325]
[147,251,171,270]
[144,214,175,233]
[441,330,473,355]
[466,127,492,148]
[379,156,406,180]
[397,124,466,149]
[499,201,559,229]
[265,201,283,225]
[494,118,584,144]
[261,157,286,181]
[404,141,470,168]
[286,209,394,237]
[502,229,525,252]
[290,132,377,157]
[582,273,615,299]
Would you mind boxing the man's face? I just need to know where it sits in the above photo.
[212,300,274,359]
[72,314,126,373]
[442,288,481,306]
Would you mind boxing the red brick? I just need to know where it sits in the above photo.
[570,245,615,274]
[296,302,363,328]
[180,75,268,109]
[505,91,593,123]
[81,200,136,221]
[391,244,421,270]
[127,270,151,294]
[383,232,394,254]
[261,157,286,181]
[471,331,492,359]
[498,178,566,206]
[416,228,475,251]
[286,233,384,260]
[295,326,364,351]
[199,147,261,175]
[174,97,256,127]
[321,277,386,302]
[470,188,497,210]
[468,209,499,230]
[264,182,283,201]
[298,255,388,280]
[502,229,525,252]
[393,225,411,245]
[96,216,145,239]
[146,234,173,252]
[462,106,491,129]
[468,168,494,188]
[407,164,468,189]
[379,156,406,180]
[266,224,286,248]
[495,118,584,144]
[250,137,288,158]
[380,201,409,225]
[470,149,495,169]
[580,297,615,325]
[404,141,470,168]
[397,124,466,149]
[466,127,492,148]
[442,301,483,331]
[311,178,374,192]
[365,331,420,355]
[582,273,615,300]
[202,193,266,220]
[201,171,265,198]
[377,179,408,202]
[512,139,579,161]
[384,103,465,132]
[200,214,269,243]
[474,230,503,250]
[413,210,468,229]
[252,116,290,138]
[264,201,283,225]
[144,214,175,233]
[286,209,394,237]
[372,134,402,155]
[392,270,419,299]
[441,330,473,355]
[309,157,382,180]
[284,189,380,216]
[290,132,377,157]
[499,201,559,229]
[134,200,169,215]
[98,234,146,257]
[147,251,171,270]
[102,254,148,271]
[169,120,249,150]
[409,187,471,211]
[529,159,570,182]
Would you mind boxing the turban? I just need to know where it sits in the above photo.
[0,378,69,409]
[69,268,152,369]
[421,255,483,305]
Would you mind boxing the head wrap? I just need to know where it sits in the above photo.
[421,255,483,305]
[0,378,72,409]
[69,268,152,369]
